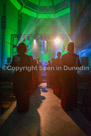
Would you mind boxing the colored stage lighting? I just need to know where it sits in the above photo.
[34,39,36,42]
[33,39,38,49]
[54,37,61,44]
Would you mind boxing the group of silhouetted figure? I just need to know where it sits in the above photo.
[11,42,81,113]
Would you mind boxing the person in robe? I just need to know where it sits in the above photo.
[33,59,39,89]
[53,52,63,97]
[11,43,32,113]
[37,58,42,83]
[61,42,81,111]
[50,58,56,87]
[55,52,62,65]
[46,61,51,87]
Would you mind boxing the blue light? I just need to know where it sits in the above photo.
[41,40,44,53]
[75,41,91,57]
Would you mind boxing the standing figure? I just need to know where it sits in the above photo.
[50,58,56,86]
[46,61,51,86]
[61,42,81,111]
[11,43,32,113]
[53,52,63,97]
[33,59,39,89]
[37,58,42,83]
[55,52,62,65]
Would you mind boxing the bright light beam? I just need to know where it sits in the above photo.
[44,40,47,53]
[54,37,61,44]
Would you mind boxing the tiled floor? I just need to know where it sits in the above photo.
[0,83,91,136]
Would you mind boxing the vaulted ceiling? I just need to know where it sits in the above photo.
[10,0,70,18]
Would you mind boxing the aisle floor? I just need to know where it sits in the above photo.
[0,83,91,136]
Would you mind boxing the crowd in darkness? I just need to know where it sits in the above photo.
[11,42,81,113]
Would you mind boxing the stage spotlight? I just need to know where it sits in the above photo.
[33,39,38,50]
[44,40,47,53]
[34,39,37,43]
[54,37,61,44]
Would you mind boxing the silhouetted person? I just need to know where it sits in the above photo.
[46,61,51,86]
[37,58,42,83]
[11,43,32,113]
[37,58,42,66]
[50,57,56,86]
[53,52,63,97]
[55,52,62,65]
[61,42,81,111]
[33,59,39,89]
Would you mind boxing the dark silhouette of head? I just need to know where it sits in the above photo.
[17,43,27,54]
[33,59,37,65]
[57,52,61,58]
[51,58,55,63]
[48,61,50,64]
[67,42,74,52]
[37,58,40,61]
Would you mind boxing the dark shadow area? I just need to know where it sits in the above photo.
[62,74,91,136]
[41,96,46,100]
[0,108,41,136]
[0,70,13,82]
[0,86,43,136]
[0,70,15,116]
[65,110,91,136]
[77,74,91,121]
[42,88,48,92]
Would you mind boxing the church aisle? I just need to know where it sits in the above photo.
[0,83,91,136]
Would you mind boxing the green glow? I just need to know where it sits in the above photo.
[21,8,37,18]
[28,0,39,5]
[40,52,49,62]
[6,0,70,63]
[54,0,64,5]
[9,0,70,18]
[21,7,70,18]
[10,0,21,10]
[55,7,70,18]
[62,51,67,56]
[40,0,52,6]
[10,0,70,18]
[4,1,18,61]
[28,0,64,6]
[38,14,54,18]
[22,8,54,18]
